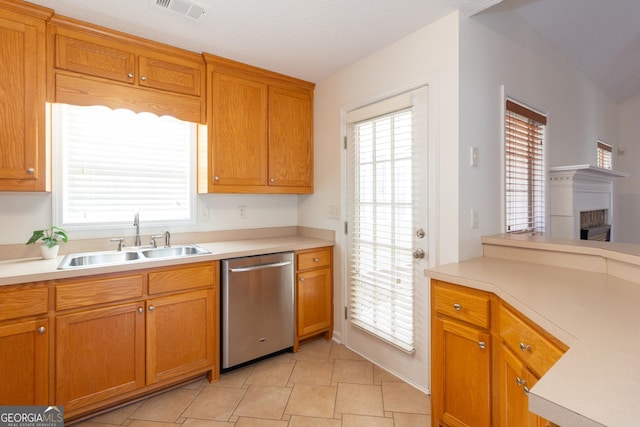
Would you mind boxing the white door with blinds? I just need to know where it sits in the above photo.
[345,86,430,390]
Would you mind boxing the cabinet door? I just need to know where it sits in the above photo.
[139,54,202,96]
[209,71,268,188]
[499,343,529,426]
[0,318,48,405]
[0,8,47,190]
[56,302,145,412]
[432,316,491,427]
[146,289,214,384]
[268,85,313,191]
[296,267,332,338]
[55,31,135,84]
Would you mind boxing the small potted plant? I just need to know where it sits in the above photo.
[26,226,69,259]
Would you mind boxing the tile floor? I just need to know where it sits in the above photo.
[77,338,431,427]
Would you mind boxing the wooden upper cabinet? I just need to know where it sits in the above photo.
[48,16,205,123]
[201,54,314,194]
[55,32,135,84]
[0,1,52,191]
[138,54,202,96]
[52,24,203,97]
[209,71,268,188]
[268,85,313,189]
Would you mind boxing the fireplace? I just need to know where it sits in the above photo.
[549,165,627,241]
[579,209,610,241]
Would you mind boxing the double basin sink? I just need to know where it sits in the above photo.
[58,244,211,270]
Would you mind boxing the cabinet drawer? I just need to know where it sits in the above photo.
[432,281,490,329]
[499,305,565,377]
[297,248,332,271]
[148,262,216,295]
[0,285,49,321]
[56,275,144,310]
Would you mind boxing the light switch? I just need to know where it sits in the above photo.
[470,146,479,167]
[471,209,478,228]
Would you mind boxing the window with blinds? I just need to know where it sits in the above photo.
[504,99,547,235]
[54,104,195,227]
[597,140,612,170]
[346,93,418,354]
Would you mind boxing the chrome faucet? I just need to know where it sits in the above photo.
[133,212,141,247]
[151,230,171,248]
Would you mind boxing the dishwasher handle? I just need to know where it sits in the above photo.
[228,260,292,273]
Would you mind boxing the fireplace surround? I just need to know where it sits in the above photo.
[549,165,627,241]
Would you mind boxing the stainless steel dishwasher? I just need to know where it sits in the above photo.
[222,252,294,369]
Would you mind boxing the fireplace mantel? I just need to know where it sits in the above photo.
[549,165,628,240]
[549,164,628,181]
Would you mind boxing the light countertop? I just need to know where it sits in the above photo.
[426,235,640,427]
[0,235,334,287]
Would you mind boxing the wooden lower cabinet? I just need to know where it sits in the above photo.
[56,302,145,412]
[52,261,218,419]
[497,303,566,427]
[294,247,333,351]
[0,283,50,404]
[431,280,566,427]
[433,316,491,427]
[0,318,49,405]
[431,280,491,427]
[146,289,214,384]
[499,343,548,427]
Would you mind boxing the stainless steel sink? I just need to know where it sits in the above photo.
[58,244,210,270]
[58,250,142,269]
[141,245,209,259]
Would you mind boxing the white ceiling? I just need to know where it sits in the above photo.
[504,0,640,104]
[28,0,499,83]
[26,0,640,103]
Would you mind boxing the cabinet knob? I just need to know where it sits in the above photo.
[138,307,144,314]
[453,303,462,311]
[127,72,134,78]
[214,176,220,181]
[519,342,532,352]
[26,168,35,174]
[148,305,155,311]
[270,178,275,183]
[313,258,319,262]
[37,326,46,334]
[140,75,147,81]
[478,341,486,349]
[300,277,305,282]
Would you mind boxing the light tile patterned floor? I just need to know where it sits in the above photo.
[76,339,431,427]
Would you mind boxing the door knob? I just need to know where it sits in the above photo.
[412,248,425,259]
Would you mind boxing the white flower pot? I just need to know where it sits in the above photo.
[41,245,60,260]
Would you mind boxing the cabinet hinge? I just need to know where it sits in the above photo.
[344,221,348,234]
[344,306,348,320]
[343,136,347,150]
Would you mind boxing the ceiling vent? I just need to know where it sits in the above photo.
[151,0,207,20]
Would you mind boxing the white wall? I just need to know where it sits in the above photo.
[457,8,620,258]
[617,93,640,242]
[0,192,299,244]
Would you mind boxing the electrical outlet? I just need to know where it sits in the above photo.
[327,205,340,219]
[199,206,209,220]
[238,206,246,219]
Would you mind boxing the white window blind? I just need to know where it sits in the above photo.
[55,104,194,226]
[347,93,416,354]
[505,99,547,235]
[597,140,612,170]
